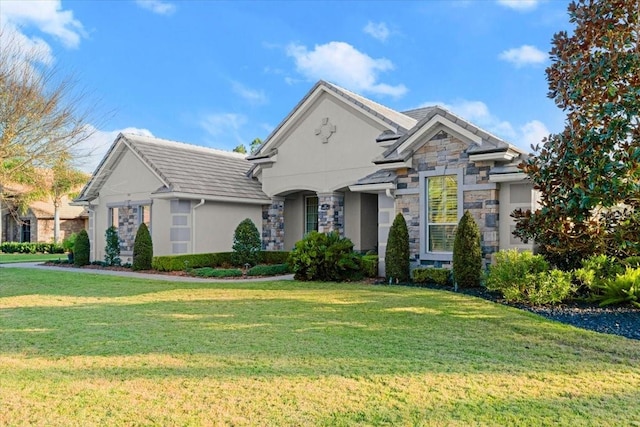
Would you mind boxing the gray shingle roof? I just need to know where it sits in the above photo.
[77,133,268,203]
[353,170,397,186]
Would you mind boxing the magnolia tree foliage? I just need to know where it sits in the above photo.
[513,0,640,269]
[231,218,262,266]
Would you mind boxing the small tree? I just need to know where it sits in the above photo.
[385,213,410,284]
[104,226,121,266]
[132,223,153,271]
[73,229,90,267]
[453,211,482,288]
[232,218,261,267]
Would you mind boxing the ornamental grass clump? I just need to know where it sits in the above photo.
[132,223,153,271]
[452,210,482,288]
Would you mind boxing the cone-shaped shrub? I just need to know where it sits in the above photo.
[132,223,153,271]
[104,226,121,266]
[73,229,90,267]
[453,210,482,287]
[231,218,262,267]
[385,213,410,284]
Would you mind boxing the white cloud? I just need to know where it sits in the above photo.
[73,126,154,173]
[418,99,549,151]
[0,24,54,66]
[231,81,267,106]
[200,113,248,146]
[520,120,550,149]
[363,21,390,42]
[496,0,541,11]
[0,0,85,48]
[286,41,407,97]
[499,45,546,67]
[135,0,176,16]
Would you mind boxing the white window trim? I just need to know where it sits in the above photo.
[304,195,319,234]
[419,167,464,261]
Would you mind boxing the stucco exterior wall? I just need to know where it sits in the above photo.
[259,93,389,196]
[192,201,263,254]
[283,193,305,250]
[499,182,535,252]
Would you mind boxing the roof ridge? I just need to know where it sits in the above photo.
[122,133,247,160]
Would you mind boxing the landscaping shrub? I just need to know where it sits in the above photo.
[574,254,623,296]
[590,267,640,308]
[385,213,410,284]
[104,226,121,266]
[73,230,90,267]
[62,234,76,254]
[247,263,290,276]
[485,249,574,304]
[412,268,451,286]
[152,252,234,272]
[452,210,482,287]
[0,242,64,254]
[132,223,153,271]
[258,251,291,265]
[623,256,640,268]
[361,254,379,278]
[231,218,261,267]
[289,231,362,281]
[192,267,242,278]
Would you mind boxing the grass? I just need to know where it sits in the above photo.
[1,268,639,426]
[0,253,65,263]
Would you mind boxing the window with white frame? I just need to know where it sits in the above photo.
[305,196,319,234]
[426,175,458,253]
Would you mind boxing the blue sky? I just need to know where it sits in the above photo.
[2,0,572,172]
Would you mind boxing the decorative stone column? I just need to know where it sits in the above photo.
[317,192,344,235]
[262,197,285,250]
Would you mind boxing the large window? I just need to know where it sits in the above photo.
[426,175,458,252]
[305,196,319,234]
[21,220,31,242]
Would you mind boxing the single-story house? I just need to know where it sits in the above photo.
[74,80,536,274]
[1,191,88,244]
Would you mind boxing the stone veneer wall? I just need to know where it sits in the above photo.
[262,197,285,250]
[318,192,344,235]
[117,206,138,253]
[394,132,499,267]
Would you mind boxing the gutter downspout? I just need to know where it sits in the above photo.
[192,199,205,253]
[385,188,395,199]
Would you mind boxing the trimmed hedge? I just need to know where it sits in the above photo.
[412,268,451,286]
[0,242,64,254]
[73,230,90,267]
[192,267,243,278]
[385,213,410,284]
[132,223,153,271]
[152,251,290,272]
[248,263,291,276]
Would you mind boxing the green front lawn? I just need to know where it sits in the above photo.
[1,269,639,425]
[0,253,66,264]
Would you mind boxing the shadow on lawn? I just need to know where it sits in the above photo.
[3,284,638,379]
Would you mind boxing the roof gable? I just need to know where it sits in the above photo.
[76,134,268,203]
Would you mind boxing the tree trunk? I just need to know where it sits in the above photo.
[54,199,60,244]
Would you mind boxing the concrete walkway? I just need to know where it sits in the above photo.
[1,262,295,283]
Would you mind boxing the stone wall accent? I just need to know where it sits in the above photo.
[318,192,344,235]
[117,206,137,253]
[262,197,285,250]
[397,133,500,267]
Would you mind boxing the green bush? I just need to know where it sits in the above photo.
[258,251,291,265]
[385,213,410,284]
[289,231,362,281]
[0,242,64,254]
[152,252,234,272]
[485,249,574,304]
[73,230,90,267]
[192,267,242,278]
[132,223,153,271]
[589,267,640,307]
[412,268,451,286]
[231,218,262,267]
[361,255,379,278]
[248,263,291,276]
[574,254,624,295]
[62,234,77,253]
[453,211,482,287]
[623,256,640,268]
[104,226,121,266]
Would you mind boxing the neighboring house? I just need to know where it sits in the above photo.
[75,80,536,274]
[0,191,87,244]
